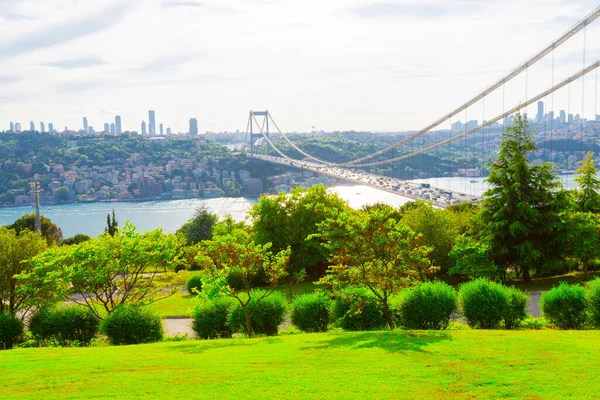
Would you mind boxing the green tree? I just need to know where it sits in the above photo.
[61,233,91,246]
[481,113,563,281]
[562,212,600,273]
[105,209,118,236]
[315,207,432,330]
[250,185,349,278]
[0,227,48,317]
[574,152,600,213]
[449,235,501,280]
[195,236,290,338]
[9,213,63,245]
[23,221,183,319]
[54,186,69,202]
[178,206,218,245]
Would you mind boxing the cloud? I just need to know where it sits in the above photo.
[0,2,135,58]
[136,53,204,73]
[0,75,20,85]
[40,57,106,69]
[0,11,33,21]
[161,1,233,13]
[351,2,451,18]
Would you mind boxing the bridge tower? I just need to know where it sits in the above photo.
[247,110,270,157]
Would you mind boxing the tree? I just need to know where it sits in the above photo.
[178,206,218,245]
[23,221,183,319]
[54,186,69,202]
[315,207,432,330]
[195,236,290,338]
[0,227,48,318]
[449,235,501,280]
[562,212,600,273]
[574,152,600,213]
[250,185,349,278]
[9,213,63,245]
[481,113,563,281]
[61,233,91,246]
[105,209,118,236]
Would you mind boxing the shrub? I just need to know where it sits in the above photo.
[587,279,600,328]
[0,313,23,350]
[30,306,99,346]
[519,316,549,330]
[541,283,588,329]
[290,292,330,332]
[101,305,164,345]
[397,281,457,330]
[186,274,203,295]
[191,297,234,339]
[228,291,287,336]
[330,289,386,331]
[502,287,528,329]
[458,279,508,329]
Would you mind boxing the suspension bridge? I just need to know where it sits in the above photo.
[244,5,600,207]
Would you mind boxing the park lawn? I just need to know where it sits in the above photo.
[0,330,599,399]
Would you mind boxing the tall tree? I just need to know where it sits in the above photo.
[481,113,564,281]
[574,152,600,213]
[561,211,600,273]
[177,206,218,245]
[9,213,63,245]
[0,227,48,318]
[315,207,432,330]
[105,209,118,236]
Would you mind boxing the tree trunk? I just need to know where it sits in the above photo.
[382,299,395,330]
[522,265,531,282]
[584,260,589,274]
[243,308,253,338]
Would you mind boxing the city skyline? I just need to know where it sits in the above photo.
[0,1,599,133]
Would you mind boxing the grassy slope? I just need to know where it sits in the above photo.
[1,330,599,399]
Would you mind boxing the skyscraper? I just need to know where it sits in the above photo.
[536,101,544,124]
[189,118,198,134]
[9,122,14,132]
[115,115,122,134]
[110,123,116,134]
[83,117,88,133]
[141,121,147,135]
[48,123,54,133]
[104,123,110,132]
[159,123,163,135]
[166,127,172,135]
[559,110,566,124]
[15,122,21,132]
[30,121,35,131]
[148,110,156,135]
[40,122,45,133]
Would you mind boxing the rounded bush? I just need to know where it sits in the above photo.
[0,313,23,350]
[186,274,203,295]
[587,278,600,328]
[330,289,386,331]
[458,279,508,329]
[191,297,234,339]
[398,281,457,330]
[101,305,164,345]
[541,282,588,329]
[290,292,330,332]
[30,306,99,346]
[228,291,287,336]
[503,287,528,329]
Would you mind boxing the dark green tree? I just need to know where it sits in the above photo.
[54,186,69,202]
[574,152,600,213]
[105,209,118,236]
[9,213,63,245]
[480,113,563,282]
[178,206,218,245]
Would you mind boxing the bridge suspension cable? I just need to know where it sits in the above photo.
[340,59,600,168]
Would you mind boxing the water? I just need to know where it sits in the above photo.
[0,185,414,238]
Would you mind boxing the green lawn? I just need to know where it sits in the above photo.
[1,330,599,399]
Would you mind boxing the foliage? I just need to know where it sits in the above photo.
[105,209,118,236]
[561,212,600,273]
[196,235,290,337]
[191,297,234,339]
[574,152,600,213]
[519,316,550,330]
[23,221,183,319]
[397,281,457,330]
[212,214,250,238]
[540,283,588,329]
[101,305,164,345]
[186,274,203,295]
[29,305,99,346]
[481,114,564,281]
[61,233,91,246]
[502,287,528,329]
[401,201,457,273]
[329,289,387,331]
[0,227,48,317]
[316,206,432,330]
[250,185,350,279]
[586,279,600,328]
[458,279,508,329]
[290,292,330,333]
[8,213,63,245]
[0,312,23,350]
[178,206,218,245]
[227,291,287,336]
[449,235,501,280]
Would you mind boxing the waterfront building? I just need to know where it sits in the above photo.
[148,110,156,135]
[115,115,122,134]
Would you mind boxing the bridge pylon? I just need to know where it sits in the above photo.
[247,110,270,157]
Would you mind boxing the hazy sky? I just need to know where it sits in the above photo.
[0,0,599,133]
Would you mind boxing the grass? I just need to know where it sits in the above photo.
[1,330,599,399]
